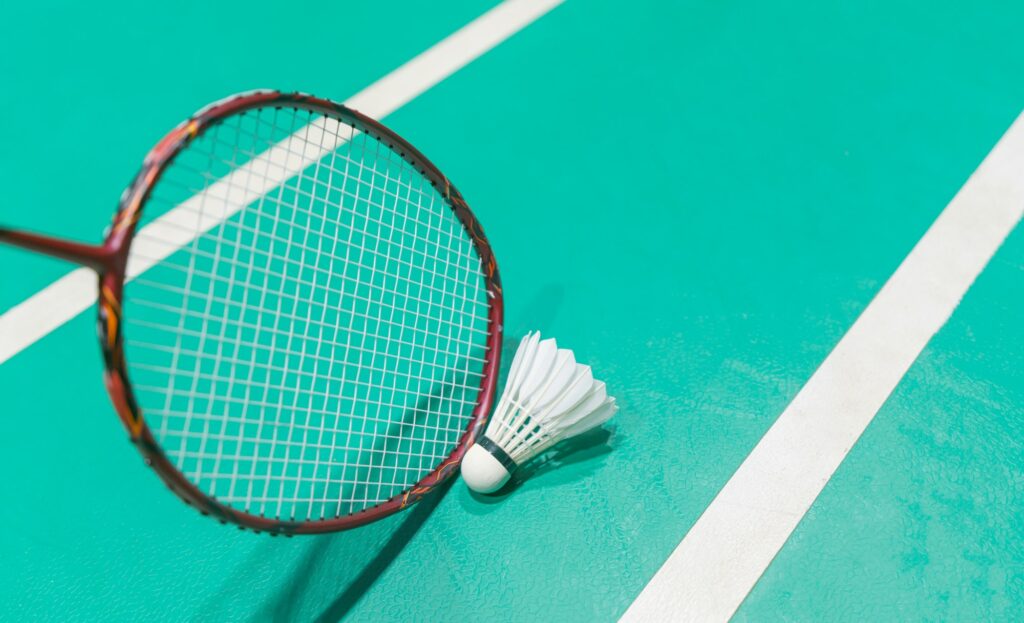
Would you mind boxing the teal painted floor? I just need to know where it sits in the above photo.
[0,1,1022,621]
[735,224,1024,622]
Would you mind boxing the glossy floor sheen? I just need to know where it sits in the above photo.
[0,1,1022,621]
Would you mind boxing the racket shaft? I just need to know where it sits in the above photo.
[0,228,109,270]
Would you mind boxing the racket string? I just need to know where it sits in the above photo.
[165,139,464,250]
[139,149,485,308]
[123,106,490,520]
[127,320,486,386]
[129,240,487,332]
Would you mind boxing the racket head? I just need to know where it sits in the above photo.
[98,91,503,534]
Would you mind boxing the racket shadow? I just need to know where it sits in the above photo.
[338,365,474,511]
[234,475,456,623]
[311,476,455,622]
[194,468,454,623]
[284,369,473,621]
[193,372,473,622]
[266,345,516,619]
[203,299,572,619]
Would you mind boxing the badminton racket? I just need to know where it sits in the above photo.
[0,90,503,534]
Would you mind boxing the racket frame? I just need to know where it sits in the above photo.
[0,90,504,534]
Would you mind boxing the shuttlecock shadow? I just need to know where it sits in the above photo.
[515,426,615,484]
[467,426,616,504]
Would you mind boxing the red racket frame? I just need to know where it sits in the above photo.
[0,90,504,534]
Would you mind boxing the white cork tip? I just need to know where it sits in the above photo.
[461,443,512,494]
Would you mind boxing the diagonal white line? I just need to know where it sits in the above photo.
[0,0,563,366]
[620,111,1024,623]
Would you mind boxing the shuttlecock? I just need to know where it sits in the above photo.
[462,331,617,493]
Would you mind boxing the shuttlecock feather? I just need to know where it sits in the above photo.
[462,331,617,493]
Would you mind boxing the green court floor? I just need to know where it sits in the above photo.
[1,1,1022,621]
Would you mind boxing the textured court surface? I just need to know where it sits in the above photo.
[1,1,1022,621]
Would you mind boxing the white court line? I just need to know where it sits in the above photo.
[0,0,563,366]
[620,112,1024,623]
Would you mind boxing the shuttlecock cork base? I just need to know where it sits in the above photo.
[462,331,617,494]
[462,437,518,493]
